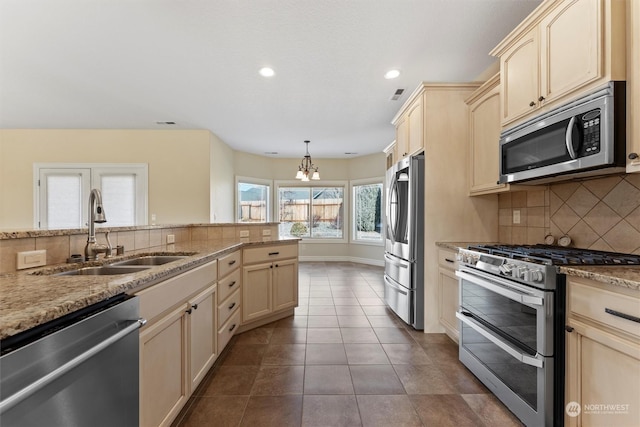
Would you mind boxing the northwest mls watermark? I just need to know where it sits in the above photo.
[566,401,631,417]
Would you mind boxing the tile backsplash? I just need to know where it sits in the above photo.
[499,174,640,254]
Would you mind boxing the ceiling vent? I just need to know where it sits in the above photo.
[389,89,405,101]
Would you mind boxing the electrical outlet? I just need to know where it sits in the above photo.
[513,210,521,224]
[166,234,175,244]
[239,230,249,238]
[17,250,47,270]
[262,229,271,236]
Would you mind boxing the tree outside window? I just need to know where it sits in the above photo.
[353,182,383,242]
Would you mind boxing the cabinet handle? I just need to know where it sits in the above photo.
[629,153,639,160]
[565,325,574,333]
[229,323,237,332]
[529,101,536,107]
[538,96,545,102]
[445,258,455,263]
[228,302,236,310]
[192,303,198,310]
[228,260,236,266]
[605,308,640,324]
[186,308,192,314]
[270,265,273,269]
[268,252,279,256]
[228,281,236,288]
[275,264,279,268]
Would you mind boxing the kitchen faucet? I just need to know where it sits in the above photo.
[85,188,112,261]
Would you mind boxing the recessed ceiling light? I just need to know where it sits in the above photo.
[344,152,358,155]
[156,121,176,125]
[264,151,279,155]
[259,67,275,77]
[384,69,401,79]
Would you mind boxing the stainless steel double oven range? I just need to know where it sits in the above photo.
[456,244,640,427]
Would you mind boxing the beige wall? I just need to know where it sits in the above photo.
[210,132,235,223]
[0,129,212,228]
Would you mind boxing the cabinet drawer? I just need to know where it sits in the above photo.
[217,268,241,302]
[137,261,217,323]
[218,250,241,278]
[218,288,240,326]
[243,243,298,264]
[438,249,459,270]
[218,309,241,352]
[569,280,640,339]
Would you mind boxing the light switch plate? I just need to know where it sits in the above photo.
[166,234,175,244]
[262,229,271,236]
[239,230,250,237]
[513,210,521,224]
[17,249,47,270]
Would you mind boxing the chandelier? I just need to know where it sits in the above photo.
[295,140,320,181]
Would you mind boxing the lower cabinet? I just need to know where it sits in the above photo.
[137,261,217,427]
[565,277,640,427]
[437,247,459,342]
[242,243,298,325]
[188,285,217,392]
[139,305,188,427]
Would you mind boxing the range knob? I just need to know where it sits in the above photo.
[499,263,515,275]
[517,266,529,279]
[529,269,544,282]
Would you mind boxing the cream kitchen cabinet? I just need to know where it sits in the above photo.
[466,74,511,195]
[242,242,298,327]
[628,0,640,173]
[565,276,640,427]
[437,247,460,342]
[217,250,242,352]
[137,260,217,427]
[492,0,627,127]
[392,87,425,160]
[384,140,396,170]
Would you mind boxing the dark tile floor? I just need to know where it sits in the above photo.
[173,261,523,427]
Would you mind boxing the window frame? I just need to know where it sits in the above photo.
[350,177,385,246]
[274,180,348,243]
[34,163,148,229]
[235,176,272,223]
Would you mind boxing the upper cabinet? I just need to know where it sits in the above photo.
[466,74,511,195]
[492,0,627,128]
[628,0,640,173]
[392,87,425,160]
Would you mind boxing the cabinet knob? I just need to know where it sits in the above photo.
[529,101,536,107]
[186,308,192,314]
[192,303,198,310]
[565,325,574,333]
[629,153,639,160]
[538,96,546,102]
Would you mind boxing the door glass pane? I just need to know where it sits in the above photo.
[354,183,382,242]
[100,175,135,226]
[238,182,269,223]
[47,175,83,229]
[278,188,310,238]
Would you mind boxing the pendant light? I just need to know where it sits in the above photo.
[295,140,320,181]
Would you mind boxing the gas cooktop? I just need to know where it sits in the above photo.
[467,244,640,266]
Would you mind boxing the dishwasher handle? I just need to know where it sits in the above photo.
[0,318,146,415]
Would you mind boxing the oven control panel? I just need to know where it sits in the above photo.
[458,249,553,289]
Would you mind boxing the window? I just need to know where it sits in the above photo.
[236,177,271,223]
[35,163,148,229]
[277,184,345,240]
[352,180,384,243]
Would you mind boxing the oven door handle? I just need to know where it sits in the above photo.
[455,269,544,307]
[456,311,544,369]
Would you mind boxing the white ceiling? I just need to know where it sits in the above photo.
[0,0,541,158]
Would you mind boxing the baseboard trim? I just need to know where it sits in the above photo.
[298,256,384,267]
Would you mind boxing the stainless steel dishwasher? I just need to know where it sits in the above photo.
[0,294,145,427]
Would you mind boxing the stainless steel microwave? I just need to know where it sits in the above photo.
[499,82,626,185]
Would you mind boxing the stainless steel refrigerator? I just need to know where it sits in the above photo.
[384,154,424,330]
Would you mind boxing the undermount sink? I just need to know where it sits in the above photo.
[111,256,188,266]
[55,266,152,276]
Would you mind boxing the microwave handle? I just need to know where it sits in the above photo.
[565,116,578,159]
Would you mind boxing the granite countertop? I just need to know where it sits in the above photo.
[435,241,640,292]
[0,238,299,340]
